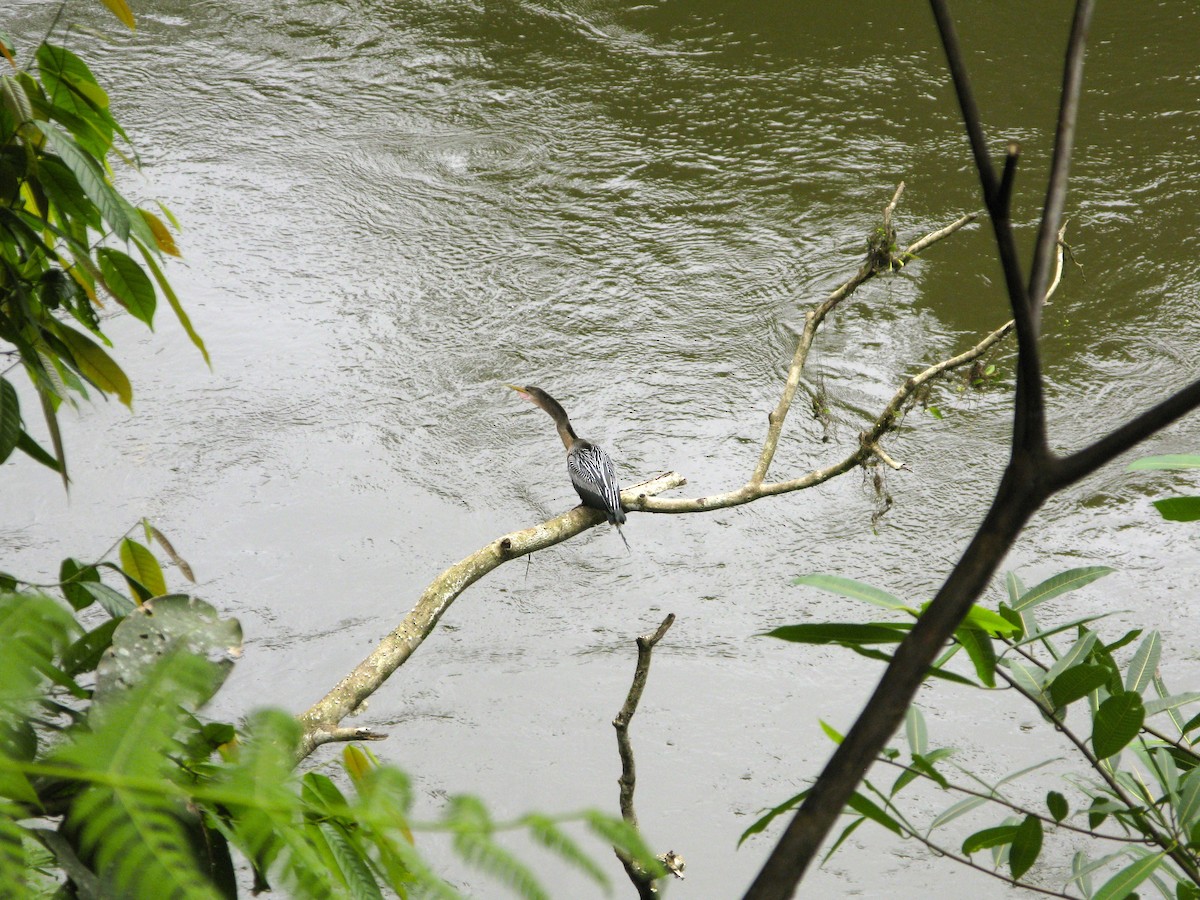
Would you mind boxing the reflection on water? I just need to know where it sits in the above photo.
[5,0,1200,895]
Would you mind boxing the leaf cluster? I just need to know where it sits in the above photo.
[0,24,206,485]
[753,567,1200,898]
[1,527,654,898]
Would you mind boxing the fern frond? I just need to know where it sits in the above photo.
[520,814,609,890]
[448,796,550,900]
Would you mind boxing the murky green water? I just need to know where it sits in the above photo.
[5,1,1200,895]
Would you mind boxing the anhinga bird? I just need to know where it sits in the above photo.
[504,384,630,549]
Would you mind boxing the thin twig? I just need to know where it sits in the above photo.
[613,614,677,898]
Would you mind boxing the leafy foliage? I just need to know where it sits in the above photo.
[749,567,1200,897]
[0,13,206,485]
[0,526,657,898]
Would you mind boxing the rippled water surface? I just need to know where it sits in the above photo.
[5,1,1200,895]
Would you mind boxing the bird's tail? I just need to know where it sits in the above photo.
[615,523,631,554]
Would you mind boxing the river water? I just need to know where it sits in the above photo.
[5,1,1200,896]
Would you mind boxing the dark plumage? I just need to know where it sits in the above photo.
[505,384,629,546]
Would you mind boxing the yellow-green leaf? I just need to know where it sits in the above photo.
[99,0,136,29]
[56,327,132,407]
[137,208,180,256]
[119,538,167,598]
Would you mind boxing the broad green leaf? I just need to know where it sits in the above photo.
[1009,815,1042,881]
[1124,631,1160,695]
[1093,851,1166,900]
[1049,664,1110,709]
[0,378,19,464]
[59,557,101,611]
[34,122,130,241]
[97,248,156,326]
[37,44,109,110]
[845,791,901,836]
[764,623,910,645]
[119,538,167,598]
[905,706,927,757]
[1013,566,1115,612]
[1093,692,1146,760]
[1046,791,1068,823]
[1128,455,1200,472]
[56,327,132,407]
[962,824,1017,854]
[1152,497,1200,522]
[791,574,911,611]
[954,625,997,687]
[61,617,121,676]
[79,581,134,618]
[962,605,1019,636]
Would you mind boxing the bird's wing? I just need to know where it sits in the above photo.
[568,443,624,523]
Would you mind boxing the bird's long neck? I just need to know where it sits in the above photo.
[550,411,577,451]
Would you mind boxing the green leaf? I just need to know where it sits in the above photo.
[97,248,156,326]
[35,121,130,241]
[1046,791,1068,823]
[80,581,135,618]
[931,796,987,831]
[1125,632,1161,695]
[819,720,844,744]
[119,538,167,598]
[739,790,810,847]
[56,326,133,407]
[61,617,121,676]
[1013,567,1115,612]
[1009,815,1043,881]
[99,0,137,29]
[15,428,60,472]
[1093,692,1146,760]
[822,816,865,863]
[0,378,20,464]
[845,791,901,836]
[963,824,1017,854]
[962,605,1019,636]
[905,706,927,757]
[791,574,912,611]
[1045,630,1099,684]
[1049,664,1110,708]
[135,242,208,366]
[59,557,101,611]
[1093,852,1166,900]
[1176,768,1200,832]
[522,814,609,890]
[1152,497,1200,522]
[1143,691,1200,718]
[763,623,911,645]
[954,625,997,687]
[1128,455,1200,472]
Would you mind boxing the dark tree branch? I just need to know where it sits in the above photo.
[613,614,678,898]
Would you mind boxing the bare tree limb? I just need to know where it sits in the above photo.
[613,614,678,898]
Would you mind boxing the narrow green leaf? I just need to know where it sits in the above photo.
[1045,631,1099,684]
[963,824,1017,854]
[845,791,902,836]
[1005,571,1026,606]
[791,574,911,611]
[1013,567,1115,612]
[739,790,810,847]
[1128,455,1200,472]
[1046,791,1068,823]
[822,817,865,864]
[1049,664,1110,708]
[905,706,928,757]
[1105,629,1144,655]
[135,242,208,366]
[930,796,987,831]
[819,720,843,744]
[15,429,60,471]
[1125,632,1161,695]
[764,623,911,645]
[37,387,68,489]
[0,378,20,464]
[119,538,167,598]
[1009,815,1043,881]
[1144,691,1200,718]
[1093,851,1166,900]
[1152,497,1200,522]
[1176,768,1200,832]
[56,326,133,406]
[1093,692,1146,760]
[97,248,156,326]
